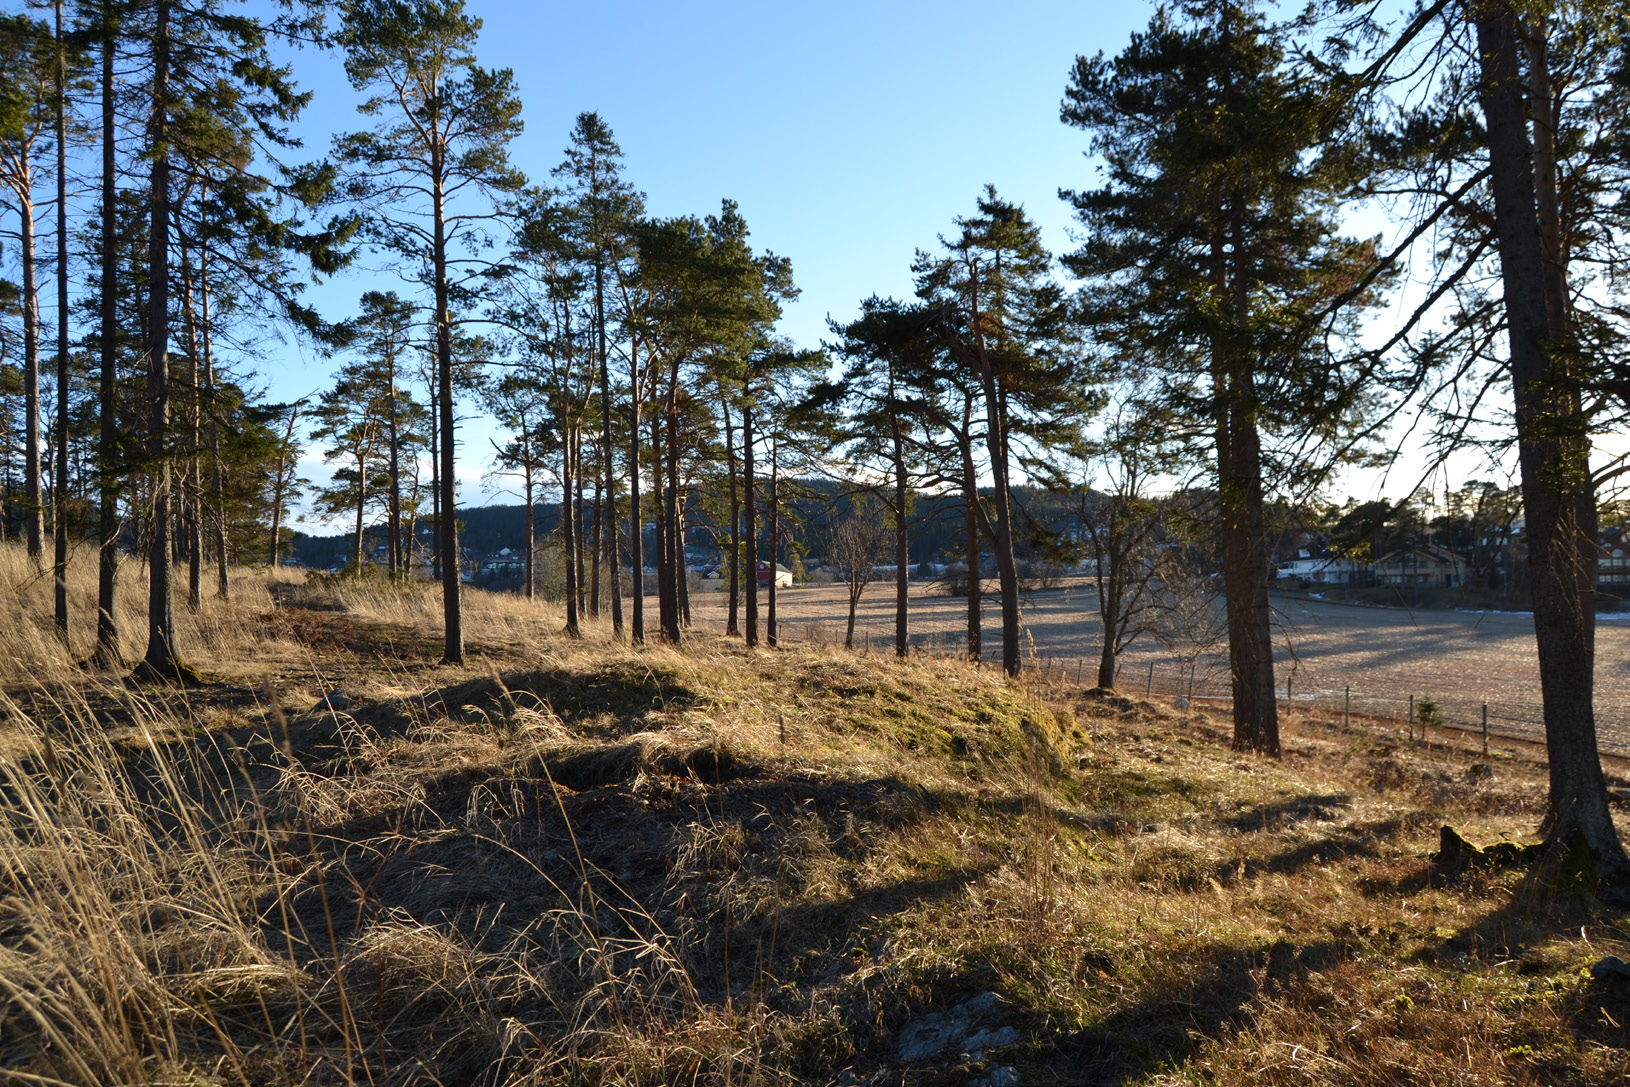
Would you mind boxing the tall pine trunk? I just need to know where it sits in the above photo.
[17,150,42,569]
[724,400,739,635]
[967,274,1018,676]
[891,415,908,659]
[961,399,981,663]
[595,262,622,636]
[650,411,668,640]
[269,404,299,569]
[432,145,463,663]
[52,0,69,634]
[523,457,534,601]
[1216,368,1279,755]
[590,470,601,616]
[658,365,681,643]
[386,387,401,579]
[767,437,778,647]
[974,364,1018,675]
[181,250,202,612]
[1475,5,1626,874]
[562,423,580,636]
[580,433,593,619]
[199,259,226,599]
[95,4,120,661]
[1095,530,1121,689]
[744,399,758,647]
[627,341,644,644]
[140,0,180,679]
[429,377,440,582]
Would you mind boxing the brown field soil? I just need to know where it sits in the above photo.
[680,579,1630,756]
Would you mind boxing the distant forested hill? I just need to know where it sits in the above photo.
[289,482,1079,571]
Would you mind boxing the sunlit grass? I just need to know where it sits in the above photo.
[0,542,1626,1085]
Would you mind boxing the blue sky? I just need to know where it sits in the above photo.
[272,0,1158,521]
[263,0,1525,528]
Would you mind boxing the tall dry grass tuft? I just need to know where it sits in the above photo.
[2,547,1624,1084]
[0,678,720,1086]
[0,686,283,1084]
[0,543,286,685]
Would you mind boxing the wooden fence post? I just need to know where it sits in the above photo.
[1482,703,1489,757]
[1344,685,1350,729]
[1146,661,1154,698]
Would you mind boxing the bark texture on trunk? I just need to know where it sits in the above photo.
[181,255,202,612]
[1476,6,1626,876]
[961,403,981,664]
[965,273,1019,677]
[1096,554,1120,690]
[95,12,119,661]
[199,264,226,600]
[590,472,601,616]
[627,343,644,644]
[979,379,1020,676]
[767,440,777,648]
[432,143,463,663]
[562,425,580,637]
[52,0,69,634]
[18,158,42,567]
[724,401,739,636]
[891,417,908,659]
[523,468,534,600]
[744,401,758,647]
[386,374,402,580]
[429,378,440,581]
[1216,370,1279,756]
[595,263,622,635]
[658,370,681,643]
[141,0,180,679]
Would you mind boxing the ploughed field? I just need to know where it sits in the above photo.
[681,579,1630,757]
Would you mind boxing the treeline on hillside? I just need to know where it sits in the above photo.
[287,481,1086,576]
[1,2,1629,876]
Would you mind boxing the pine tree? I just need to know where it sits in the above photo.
[91,0,120,663]
[335,0,524,665]
[1468,2,1629,879]
[311,366,385,571]
[553,112,641,638]
[0,13,56,571]
[1312,0,1630,875]
[345,290,425,578]
[633,202,783,643]
[915,187,1093,677]
[50,0,84,635]
[485,371,548,599]
[135,0,341,680]
[822,298,933,662]
[1062,1,1381,750]
[500,185,595,634]
[265,398,305,568]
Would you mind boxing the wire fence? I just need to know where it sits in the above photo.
[775,619,1630,761]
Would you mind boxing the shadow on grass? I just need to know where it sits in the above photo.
[952,938,1354,1086]
[369,660,704,739]
[1223,792,1353,832]
[1227,816,1420,883]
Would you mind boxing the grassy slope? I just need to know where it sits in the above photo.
[1,565,1628,1085]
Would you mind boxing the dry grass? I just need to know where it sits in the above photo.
[0,543,1627,1085]
[0,543,294,685]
